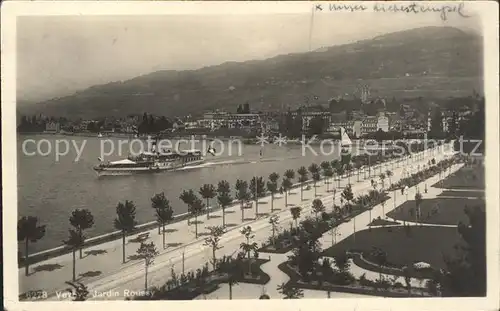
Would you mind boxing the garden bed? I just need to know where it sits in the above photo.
[347,251,435,280]
[258,241,295,254]
[322,226,463,273]
[278,262,430,297]
[387,198,484,226]
[258,194,390,253]
[231,258,271,285]
[431,166,485,190]
[132,258,270,300]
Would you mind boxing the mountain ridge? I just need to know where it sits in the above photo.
[18,26,483,118]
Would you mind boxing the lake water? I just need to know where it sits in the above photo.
[17,134,351,253]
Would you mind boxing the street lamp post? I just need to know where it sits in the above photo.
[329,223,339,247]
[182,248,185,274]
[353,217,356,245]
[368,156,371,178]
[394,188,397,209]
[331,225,335,246]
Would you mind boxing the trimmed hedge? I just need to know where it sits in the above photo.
[131,258,271,300]
[278,261,428,297]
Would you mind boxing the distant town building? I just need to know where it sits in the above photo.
[390,119,403,132]
[172,120,186,131]
[426,108,470,134]
[348,110,365,120]
[45,121,60,133]
[355,114,390,136]
[199,111,228,130]
[261,118,280,135]
[198,111,261,131]
[359,84,371,104]
[361,116,378,135]
[330,111,348,122]
[376,115,390,132]
[327,120,362,138]
[299,111,331,133]
[76,120,100,132]
[184,121,200,130]
[124,125,137,133]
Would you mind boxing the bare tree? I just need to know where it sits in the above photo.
[136,241,159,291]
[203,226,225,269]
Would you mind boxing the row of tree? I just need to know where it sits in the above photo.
[18,142,434,285]
[137,113,174,134]
[134,151,471,299]
[283,155,485,297]
[40,152,487,300]
[428,97,485,140]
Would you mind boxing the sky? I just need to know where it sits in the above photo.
[16,9,481,102]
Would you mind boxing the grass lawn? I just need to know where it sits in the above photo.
[432,166,485,189]
[322,226,462,270]
[438,190,485,198]
[387,197,484,226]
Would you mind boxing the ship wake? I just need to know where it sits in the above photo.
[175,155,302,171]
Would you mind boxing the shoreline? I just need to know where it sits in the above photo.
[18,177,319,266]
[17,132,412,147]
[18,132,264,142]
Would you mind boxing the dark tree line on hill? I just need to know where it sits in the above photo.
[17,112,176,134]
[279,110,303,138]
[428,96,484,140]
[137,113,174,134]
[84,121,105,133]
[236,103,251,114]
[458,97,484,140]
[278,110,327,138]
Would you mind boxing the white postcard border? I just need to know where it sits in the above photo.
[2,1,499,311]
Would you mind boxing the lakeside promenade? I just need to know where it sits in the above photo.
[19,144,453,300]
[197,161,465,299]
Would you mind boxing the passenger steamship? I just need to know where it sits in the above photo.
[94,144,215,177]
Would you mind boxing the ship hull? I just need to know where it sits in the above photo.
[94,159,205,177]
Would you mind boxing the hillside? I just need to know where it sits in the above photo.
[19,26,483,118]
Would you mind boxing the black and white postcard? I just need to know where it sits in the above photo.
[2,1,499,311]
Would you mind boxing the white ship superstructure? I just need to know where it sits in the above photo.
[93,148,212,177]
